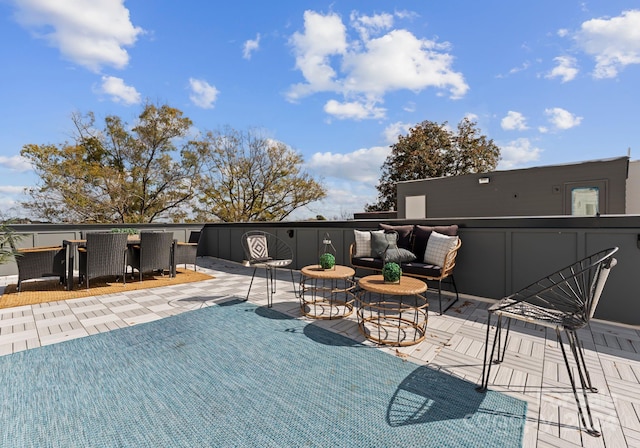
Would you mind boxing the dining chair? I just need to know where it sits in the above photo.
[13,245,66,292]
[476,247,619,437]
[241,230,298,308]
[78,232,129,289]
[128,232,175,281]
[173,230,201,271]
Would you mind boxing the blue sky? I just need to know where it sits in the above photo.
[1,1,639,220]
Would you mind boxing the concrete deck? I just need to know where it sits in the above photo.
[1,257,638,447]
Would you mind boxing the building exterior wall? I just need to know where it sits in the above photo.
[626,160,640,214]
[396,157,629,219]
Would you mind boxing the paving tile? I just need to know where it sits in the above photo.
[0,257,638,447]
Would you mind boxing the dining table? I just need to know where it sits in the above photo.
[62,236,177,291]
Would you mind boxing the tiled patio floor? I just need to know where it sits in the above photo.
[1,256,639,447]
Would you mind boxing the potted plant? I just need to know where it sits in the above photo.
[0,221,21,265]
[319,252,336,270]
[382,262,402,283]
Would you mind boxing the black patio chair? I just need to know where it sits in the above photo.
[13,245,66,292]
[174,230,201,271]
[241,230,298,308]
[128,232,175,281]
[78,232,129,289]
[476,247,619,437]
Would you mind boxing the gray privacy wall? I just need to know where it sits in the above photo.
[199,216,640,326]
[1,217,638,325]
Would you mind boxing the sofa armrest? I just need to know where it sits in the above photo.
[440,237,462,279]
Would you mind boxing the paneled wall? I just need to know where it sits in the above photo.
[2,217,639,325]
[199,216,640,325]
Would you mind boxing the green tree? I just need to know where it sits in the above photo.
[366,118,500,211]
[195,127,326,222]
[21,103,202,223]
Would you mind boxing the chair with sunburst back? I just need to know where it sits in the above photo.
[476,246,618,437]
[241,230,297,308]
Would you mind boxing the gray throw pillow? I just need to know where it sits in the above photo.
[370,231,398,259]
[384,248,417,264]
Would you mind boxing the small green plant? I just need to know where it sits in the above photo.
[0,222,22,265]
[382,262,402,283]
[319,252,336,270]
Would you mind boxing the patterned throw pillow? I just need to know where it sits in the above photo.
[424,231,459,267]
[353,230,383,258]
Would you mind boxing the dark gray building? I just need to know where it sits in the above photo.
[396,156,639,219]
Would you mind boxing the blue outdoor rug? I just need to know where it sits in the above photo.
[0,301,526,447]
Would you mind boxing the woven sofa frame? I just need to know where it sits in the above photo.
[349,226,462,315]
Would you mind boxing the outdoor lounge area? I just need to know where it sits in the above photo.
[0,255,638,447]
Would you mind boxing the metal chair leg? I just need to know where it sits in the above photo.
[556,328,601,437]
[266,267,274,308]
[571,329,597,392]
[437,277,460,315]
[290,269,301,298]
[245,267,257,302]
[477,313,504,391]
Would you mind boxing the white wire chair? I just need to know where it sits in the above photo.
[476,247,618,437]
[241,231,298,308]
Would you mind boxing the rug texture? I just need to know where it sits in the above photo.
[0,301,527,447]
[0,268,213,308]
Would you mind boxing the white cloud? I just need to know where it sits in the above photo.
[498,138,542,169]
[350,11,394,40]
[0,155,32,172]
[243,33,260,60]
[545,107,583,130]
[496,61,530,78]
[575,9,640,78]
[287,182,376,220]
[323,99,385,120]
[0,185,27,194]
[287,11,347,100]
[97,75,140,105]
[12,0,143,72]
[501,111,528,131]
[287,10,468,119]
[545,56,579,82]
[383,122,412,144]
[189,78,219,109]
[307,146,390,185]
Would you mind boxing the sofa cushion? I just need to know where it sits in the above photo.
[379,224,414,250]
[353,229,384,257]
[401,261,442,278]
[424,231,459,267]
[351,256,382,270]
[412,224,458,260]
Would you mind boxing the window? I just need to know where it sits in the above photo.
[405,195,426,219]
[571,187,599,216]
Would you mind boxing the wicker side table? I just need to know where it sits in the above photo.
[300,265,356,319]
[357,275,428,346]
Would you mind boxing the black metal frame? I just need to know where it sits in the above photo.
[476,247,618,437]
[241,231,299,308]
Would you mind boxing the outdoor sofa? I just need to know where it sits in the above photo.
[349,223,461,314]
